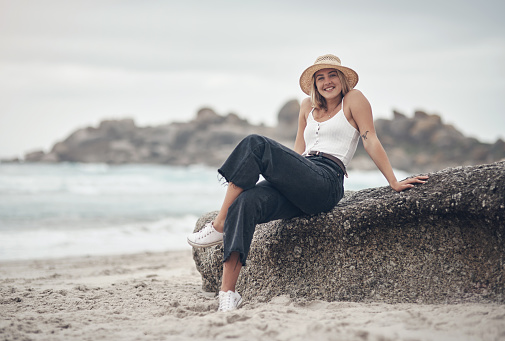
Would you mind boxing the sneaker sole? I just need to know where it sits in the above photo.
[187,238,224,248]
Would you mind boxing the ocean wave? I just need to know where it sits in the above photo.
[0,163,399,260]
[0,215,198,261]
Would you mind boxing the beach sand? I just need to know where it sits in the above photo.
[1,250,504,341]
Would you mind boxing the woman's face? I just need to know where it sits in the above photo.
[314,68,342,100]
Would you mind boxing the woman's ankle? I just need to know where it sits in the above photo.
[220,285,236,292]
[212,219,224,233]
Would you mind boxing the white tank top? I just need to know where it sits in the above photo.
[302,99,360,167]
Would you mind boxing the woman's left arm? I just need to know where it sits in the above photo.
[348,90,428,192]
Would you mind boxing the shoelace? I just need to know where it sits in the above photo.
[196,224,213,240]
[219,293,233,311]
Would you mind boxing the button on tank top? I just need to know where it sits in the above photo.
[302,99,360,167]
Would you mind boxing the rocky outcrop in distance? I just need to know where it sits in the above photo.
[192,161,505,304]
[352,110,505,173]
[21,100,505,173]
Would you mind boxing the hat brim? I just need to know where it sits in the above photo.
[299,64,359,95]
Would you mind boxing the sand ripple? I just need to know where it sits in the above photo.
[1,250,504,340]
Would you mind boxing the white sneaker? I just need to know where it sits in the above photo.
[218,290,242,312]
[187,222,223,248]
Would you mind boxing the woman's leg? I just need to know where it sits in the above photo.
[217,135,344,266]
[212,183,245,292]
[187,182,244,247]
[212,183,243,232]
[208,134,343,310]
[221,252,241,291]
[222,180,304,264]
[218,134,343,215]
[220,181,303,292]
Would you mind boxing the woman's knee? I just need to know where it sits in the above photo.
[240,134,267,149]
[244,133,264,142]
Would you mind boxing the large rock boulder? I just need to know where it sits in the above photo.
[18,102,505,173]
[32,110,276,167]
[192,161,505,304]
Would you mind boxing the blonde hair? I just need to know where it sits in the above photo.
[310,69,352,110]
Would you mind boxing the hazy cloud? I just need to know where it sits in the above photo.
[1,0,504,157]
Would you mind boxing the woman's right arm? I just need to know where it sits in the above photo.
[294,98,312,154]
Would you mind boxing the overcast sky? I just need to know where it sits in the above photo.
[1,0,504,159]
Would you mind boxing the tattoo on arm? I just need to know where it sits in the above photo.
[361,130,369,140]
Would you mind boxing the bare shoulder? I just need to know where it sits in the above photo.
[344,89,368,103]
[344,89,373,127]
[345,89,371,113]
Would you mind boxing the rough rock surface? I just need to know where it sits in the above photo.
[192,161,505,304]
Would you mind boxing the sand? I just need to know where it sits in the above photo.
[1,250,504,341]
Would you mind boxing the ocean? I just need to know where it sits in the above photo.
[0,163,405,261]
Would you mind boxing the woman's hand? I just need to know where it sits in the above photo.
[390,175,429,192]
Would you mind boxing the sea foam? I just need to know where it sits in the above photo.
[0,163,401,260]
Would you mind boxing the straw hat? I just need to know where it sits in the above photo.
[299,54,359,95]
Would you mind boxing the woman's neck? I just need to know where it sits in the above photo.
[324,95,342,111]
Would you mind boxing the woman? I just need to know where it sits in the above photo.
[187,54,428,312]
